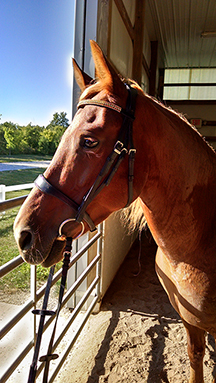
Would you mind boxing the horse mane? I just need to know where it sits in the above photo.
[146,93,216,154]
[121,198,146,234]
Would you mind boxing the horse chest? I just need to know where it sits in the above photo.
[155,247,216,333]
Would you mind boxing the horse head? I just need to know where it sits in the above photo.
[14,41,147,267]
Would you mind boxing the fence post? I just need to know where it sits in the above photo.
[30,265,37,345]
[0,184,6,214]
[0,184,6,202]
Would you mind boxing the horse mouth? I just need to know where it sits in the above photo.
[21,238,66,267]
[40,221,86,267]
[41,238,66,267]
[17,219,86,267]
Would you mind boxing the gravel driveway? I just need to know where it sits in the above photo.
[0,161,50,172]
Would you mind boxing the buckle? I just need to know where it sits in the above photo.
[129,148,136,157]
[114,141,124,155]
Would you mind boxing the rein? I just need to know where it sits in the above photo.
[34,85,137,232]
[28,238,72,383]
[28,218,84,383]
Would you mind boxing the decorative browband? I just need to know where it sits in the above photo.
[77,99,122,114]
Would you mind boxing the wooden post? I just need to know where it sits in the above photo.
[97,0,111,56]
[132,0,145,85]
[149,40,158,96]
[158,67,165,100]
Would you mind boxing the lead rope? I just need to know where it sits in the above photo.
[27,237,72,383]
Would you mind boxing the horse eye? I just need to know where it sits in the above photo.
[83,138,99,149]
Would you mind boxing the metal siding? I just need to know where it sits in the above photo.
[72,0,98,117]
[146,0,216,68]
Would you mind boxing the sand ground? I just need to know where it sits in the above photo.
[55,231,216,383]
[2,231,216,382]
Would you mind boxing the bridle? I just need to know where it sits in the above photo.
[34,85,137,233]
[28,84,137,382]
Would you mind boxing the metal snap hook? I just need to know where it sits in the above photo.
[57,218,85,241]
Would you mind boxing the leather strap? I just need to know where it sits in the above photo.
[27,238,72,383]
[35,175,96,232]
[34,85,137,234]
[40,238,72,383]
[27,265,56,383]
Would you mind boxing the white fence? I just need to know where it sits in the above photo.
[0,183,34,201]
[0,183,34,213]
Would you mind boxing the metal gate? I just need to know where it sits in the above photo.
[0,223,103,382]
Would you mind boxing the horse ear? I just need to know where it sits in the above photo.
[72,58,92,91]
[90,40,126,96]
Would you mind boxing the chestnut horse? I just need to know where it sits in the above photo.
[14,41,216,383]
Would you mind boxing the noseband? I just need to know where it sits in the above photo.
[34,85,137,233]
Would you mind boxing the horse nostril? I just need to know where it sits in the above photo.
[19,230,33,251]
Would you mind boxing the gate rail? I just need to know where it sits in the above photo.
[0,182,34,212]
[0,185,103,382]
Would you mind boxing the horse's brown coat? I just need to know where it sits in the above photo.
[14,41,216,382]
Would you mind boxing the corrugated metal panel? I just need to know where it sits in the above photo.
[145,0,216,68]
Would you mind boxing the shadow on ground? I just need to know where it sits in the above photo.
[87,230,184,383]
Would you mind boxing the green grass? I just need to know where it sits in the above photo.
[0,164,62,292]
[1,167,45,187]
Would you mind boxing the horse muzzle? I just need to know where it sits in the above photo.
[14,216,86,267]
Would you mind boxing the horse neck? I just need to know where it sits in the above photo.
[137,94,216,258]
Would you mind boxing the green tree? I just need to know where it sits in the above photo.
[41,111,69,155]
[3,122,22,154]
[38,128,55,154]
[0,124,7,154]
[0,112,69,155]
[21,124,43,153]
[48,111,69,129]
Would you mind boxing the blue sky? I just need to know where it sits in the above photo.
[0,0,75,127]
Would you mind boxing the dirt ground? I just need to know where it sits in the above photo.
[56,231,216,383]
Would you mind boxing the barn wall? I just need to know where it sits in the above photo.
[109,0,133,78]
[95,0,150,298]
[95,0,162,298]
[101,211,137,298]
[97,0,151,92]
[72,0,160,301]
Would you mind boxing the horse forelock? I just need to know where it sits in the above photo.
[79,76,144,104]
[79,81,104,101]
